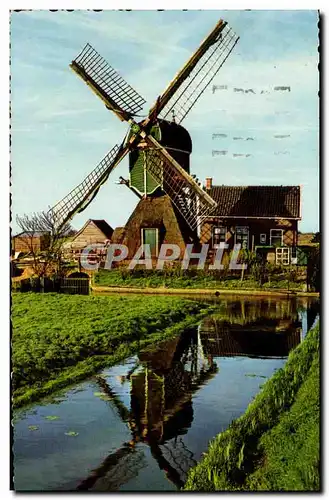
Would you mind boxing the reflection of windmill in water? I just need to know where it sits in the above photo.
[77,329,217,491]
[49,20,239,256]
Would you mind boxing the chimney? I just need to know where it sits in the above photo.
[205,177,213,190]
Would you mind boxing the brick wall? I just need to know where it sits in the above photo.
[200,217,298,250]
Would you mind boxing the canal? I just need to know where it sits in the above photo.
[13,296,319,491]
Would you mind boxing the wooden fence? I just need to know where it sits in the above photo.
[12,276,90,295]
[59,277,90,295]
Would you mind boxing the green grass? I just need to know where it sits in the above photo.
[94,269,305,291]
[184,321,320,492]
[12,292,213,408]
[246,354,320,490]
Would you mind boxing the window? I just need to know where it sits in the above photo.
[235,226,249,250]
[260,233,266,244]
[213,227,226,246]
[141,228,159,257]
[270,229,283,247]
[276,247,290,265]
[291,247,297,265]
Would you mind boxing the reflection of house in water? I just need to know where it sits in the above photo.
[199,318,301,358]
[199,298,303,358]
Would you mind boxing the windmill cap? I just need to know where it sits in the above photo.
[157,119,192,154]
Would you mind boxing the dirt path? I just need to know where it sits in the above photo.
[92,285,319,298]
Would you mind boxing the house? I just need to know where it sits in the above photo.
[200,182,301,265]
[62,219,114,260]
[112,182,301,266]
[12,231,50,254]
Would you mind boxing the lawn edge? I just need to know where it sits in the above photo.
[92,285,319,298]
[13,305,215,410]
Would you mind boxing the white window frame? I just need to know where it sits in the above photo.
[276,247,290,265]
[260,233,266,244]
[291,247,298,265]
[270,229,283,247]
[235,226,249,250]
[141,228,159,257]
[213,226,227,247]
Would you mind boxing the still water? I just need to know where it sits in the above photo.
[13,296,319,491]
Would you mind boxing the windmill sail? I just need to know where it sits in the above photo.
[143,135,217,231]
[71,44,146,121]
[147,22,239,125]
[158,24,239,123]
[76,442,144,491]
[47,18,237,232]
[50,143,129,229]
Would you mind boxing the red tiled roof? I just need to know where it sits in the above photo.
[207,185,301,219]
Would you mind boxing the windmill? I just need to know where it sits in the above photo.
[50,19,239,252]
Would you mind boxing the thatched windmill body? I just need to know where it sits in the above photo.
[50,20,239,258]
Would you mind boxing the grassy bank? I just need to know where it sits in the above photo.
[95,269,305,291]
[184,322,320,492]
[12,293,212,408]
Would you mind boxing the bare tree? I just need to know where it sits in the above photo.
[15,210,73,277]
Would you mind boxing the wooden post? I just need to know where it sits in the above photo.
[240,263,245,282]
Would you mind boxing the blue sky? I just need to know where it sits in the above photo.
[10,10,319,233]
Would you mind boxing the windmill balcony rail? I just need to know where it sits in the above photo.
[78,242,247,272]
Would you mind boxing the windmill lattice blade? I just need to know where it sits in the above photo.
[158,24,239,124]
[145,149,216,231]
[71,44,146,119]
[50,144,128,229]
